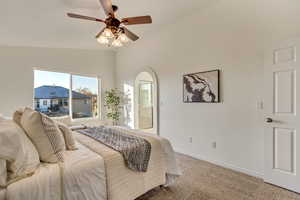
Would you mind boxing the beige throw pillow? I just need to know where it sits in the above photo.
[57,122,78,151]
[0,119,40,186]
[13,108,24,127]
[52,116,72,126]
[21,108,66,163]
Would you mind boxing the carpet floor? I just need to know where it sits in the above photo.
[137,153,300,200]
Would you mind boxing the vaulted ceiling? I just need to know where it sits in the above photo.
[0,0,213,49]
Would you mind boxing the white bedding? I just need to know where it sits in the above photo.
[7,162,61,200]
[62,142,106,200]
[5,127,180,200]
[0,189,6,200]
[74,127,181,200]
[7,143,106,200]
[114,127,182,185]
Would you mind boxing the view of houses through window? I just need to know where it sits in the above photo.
[34,70,99,119]
[72,75,99,119]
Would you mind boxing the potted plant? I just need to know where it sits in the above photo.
[104,89,124,125]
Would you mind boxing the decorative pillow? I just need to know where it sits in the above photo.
[13,108,25,127]
[0,119,40,186]
[20,107,66,163]
[57,122,78,151]
[52,116,72,126]
[0,160,6,188]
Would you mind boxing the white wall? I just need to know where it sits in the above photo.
[116,0,300,177]
[0,46,115,117]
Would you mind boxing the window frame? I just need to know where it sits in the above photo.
[33,68,101,121]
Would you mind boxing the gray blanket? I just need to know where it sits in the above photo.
[77,126,151,172]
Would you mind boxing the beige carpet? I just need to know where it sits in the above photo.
[137,153,300,200]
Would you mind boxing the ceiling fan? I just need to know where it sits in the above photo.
[67,0,152,47]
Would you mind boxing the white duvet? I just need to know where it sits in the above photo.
[0,189,6,200]
[6,143,106,200]
[5,128,181,200]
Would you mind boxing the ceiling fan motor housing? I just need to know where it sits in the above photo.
[112,5,118,12]
[105,17,121,33]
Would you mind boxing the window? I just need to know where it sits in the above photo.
[72,75,99,119]
[34,70,99,119]
[63,99,68,106]
[138,81,153,129]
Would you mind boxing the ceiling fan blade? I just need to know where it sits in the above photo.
[95,28,106,38]
[99,0,114,17]
[122,16,152,25]
[123,27,139,41]
[67,13,105,23]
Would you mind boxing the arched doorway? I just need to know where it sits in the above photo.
[134,68,158,135]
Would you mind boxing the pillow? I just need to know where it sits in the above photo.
[57,122,77,151]
[0,160,6,188]
[0,119,40,186]
[13,108,25,127]
[52,116,72,126]
[20,107,66,163]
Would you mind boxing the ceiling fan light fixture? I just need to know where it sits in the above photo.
[118,33,129,43]
[102,28,114,38]
[97,35,109,44]
[112,39,123,47]
[67,0,153,48]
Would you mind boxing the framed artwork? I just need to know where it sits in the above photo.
[183,69,220,103]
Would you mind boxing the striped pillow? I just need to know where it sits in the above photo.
[57,122,78,151]
[20,107,66,163]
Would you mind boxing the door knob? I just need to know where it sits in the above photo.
[266,118,273,123]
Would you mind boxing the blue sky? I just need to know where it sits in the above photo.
[34,70,98,94]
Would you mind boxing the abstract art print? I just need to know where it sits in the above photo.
[183,70,220,103]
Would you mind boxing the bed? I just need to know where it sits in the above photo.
[5,126,181,200]
[0,189,5,200]
[6,142,106,200]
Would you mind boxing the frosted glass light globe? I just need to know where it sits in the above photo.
[118,33,129,43]
[112,39,123,47]
[102,28,114,38]
[97,36,109,44]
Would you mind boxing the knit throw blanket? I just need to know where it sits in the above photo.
[78,126,151,172]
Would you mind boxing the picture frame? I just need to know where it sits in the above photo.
[183,69,220,103]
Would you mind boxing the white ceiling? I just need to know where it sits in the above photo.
[0,0,213,50]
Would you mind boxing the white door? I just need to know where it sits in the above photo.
[264,38,300,193]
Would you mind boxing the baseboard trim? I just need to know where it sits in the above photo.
[175,150,264,179]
